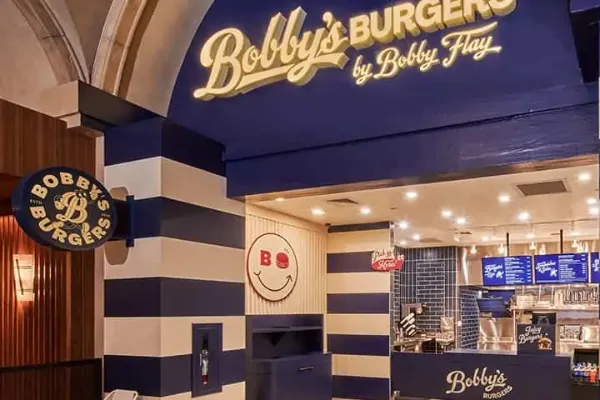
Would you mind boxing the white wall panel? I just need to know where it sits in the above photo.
[326,314,390,336]
[105,316,245,357]
[105,157,244,216]
[246,205,327,315]
[105,237,244,282]
[328,229,390,253]
[332,354,390,378]
[327,272,390,294]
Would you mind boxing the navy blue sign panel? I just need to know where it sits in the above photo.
[392,352,570,400]
[170,0,582,161]
[534,253,589,284]
[482,256,533,286]
[12,167,117,252]
[516,324,556,356]
[591,252,600,284]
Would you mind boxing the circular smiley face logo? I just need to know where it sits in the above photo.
[247,233,298,302]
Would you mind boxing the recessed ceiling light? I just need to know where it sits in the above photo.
[412,234,421,241]
[311,208,325,216]
[590,206,600,216]
[399,240,407,246]
[441,209,453,218]
[455,217,467,225]
[578,172,592,182]
[526,233,536,239]
[360,206,371,215]
[275,197,285,202]
[397,220,409,230]
[498,194,511,203]
[587,197,598,205]
[517,211,530,222]
[482,236,489,242]
[406,191,418,200]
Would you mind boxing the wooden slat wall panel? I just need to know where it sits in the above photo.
[0,360,102,400]
[245,205,328,315]
[0,216,95,367]
[0,99,95,177]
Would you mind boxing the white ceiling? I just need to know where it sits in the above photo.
[253,164,599,247]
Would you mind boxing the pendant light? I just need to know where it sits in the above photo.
[497,243,506,256]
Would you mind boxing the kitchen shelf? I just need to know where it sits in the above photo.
[512,306,599,312]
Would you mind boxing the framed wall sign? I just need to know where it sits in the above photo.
[11,167,117,251]
[246,233,299,302]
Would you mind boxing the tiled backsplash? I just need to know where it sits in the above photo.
[393,247,458,332]
[459,287,480,348]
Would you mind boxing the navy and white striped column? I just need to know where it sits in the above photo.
[102,118,245,399]
[327,227,391,400]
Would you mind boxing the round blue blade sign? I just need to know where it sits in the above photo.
[11,167,117,251]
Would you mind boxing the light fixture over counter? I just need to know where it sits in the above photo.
[13,254,34,302]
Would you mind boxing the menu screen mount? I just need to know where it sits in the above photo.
[482,256,533,286]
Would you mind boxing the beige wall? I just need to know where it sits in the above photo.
[245,205,327,315]
[327,229,392,399]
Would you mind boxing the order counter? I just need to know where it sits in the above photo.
[392,343,600,400]
[391,349,572,399]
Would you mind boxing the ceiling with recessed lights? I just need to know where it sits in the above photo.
[253,164,599,247]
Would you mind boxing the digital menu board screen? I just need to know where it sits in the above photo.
[591,252,599,284]
[534,253,589,284]
[482,256,533,286]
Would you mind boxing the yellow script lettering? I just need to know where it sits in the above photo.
[441,22,501,67]
[194,7,350,101]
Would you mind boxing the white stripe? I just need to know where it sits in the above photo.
[327,272,390,294]
[327,314,390,336]
[105,317,245,357]
[105,157,161,200]
[139,382,244,400]
[332,354,390,378]
[105,157,244,216]
[105,237,245,283]
[327,230,390,253]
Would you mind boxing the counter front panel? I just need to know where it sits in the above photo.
[391,351,570,400]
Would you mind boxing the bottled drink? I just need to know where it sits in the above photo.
[589,363,598,384]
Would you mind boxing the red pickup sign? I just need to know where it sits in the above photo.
[371,249,404,271]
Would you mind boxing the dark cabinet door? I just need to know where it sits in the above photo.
[271,354,332,400]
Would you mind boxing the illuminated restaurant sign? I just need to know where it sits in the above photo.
[194,0,517,100]
[12,167,117,251]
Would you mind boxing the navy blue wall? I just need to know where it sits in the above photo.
[167,0,598,196]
